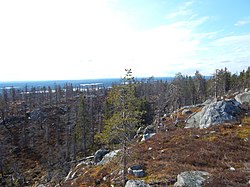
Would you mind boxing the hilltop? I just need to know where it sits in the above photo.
[0,68,250,186]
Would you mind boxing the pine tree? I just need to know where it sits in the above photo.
[98,69,141,186]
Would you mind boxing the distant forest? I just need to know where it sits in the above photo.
[0,67,250,185]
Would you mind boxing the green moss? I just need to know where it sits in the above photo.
[242,116,250,125]
[201,134,218,142]
[237,126,250,138]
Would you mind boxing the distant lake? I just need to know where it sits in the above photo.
[0,77,172,91]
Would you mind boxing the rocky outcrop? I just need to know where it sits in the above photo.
[135,125,156,142]
[186,99,241,129]
[235,91,250,104]
[98,150,120,165]
[125,180,150,187]
[201,98,216,106]
[65,160,88,181]
[174,171,210,187]
[64,155,95,182]
[93,149,109,164]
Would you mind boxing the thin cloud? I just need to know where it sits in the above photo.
[212,34,250,47]
[182,16,209,28]
[235,17,250,26]
[166,9,193,19]
[165,0,195,19]
[194,33,250,74]
[220,60,231,64]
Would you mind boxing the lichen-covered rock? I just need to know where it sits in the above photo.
[174,171,210,187]
[201,98,216,106]
[133,170,146,178]
[98,150,120,165]
[128,165,146,178]
[125,180,150,187]
[186,99,241,129]
[65,160,89,181]
[93,149,109,164]
[235,91,250,104]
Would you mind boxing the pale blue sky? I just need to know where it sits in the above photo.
[0,0,250,81]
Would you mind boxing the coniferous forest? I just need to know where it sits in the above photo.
[0,67,250,186]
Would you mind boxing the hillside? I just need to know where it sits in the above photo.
[62,102,250,187]
[1,68,250,186]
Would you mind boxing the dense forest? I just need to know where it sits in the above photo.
[0,67,250,186]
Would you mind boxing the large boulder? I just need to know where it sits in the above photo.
[125,180,150,187]
[235,91,250,104]
[174,171,210,187]
[186,99,241,129]
[93,149,109,164]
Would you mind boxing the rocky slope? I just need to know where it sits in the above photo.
[61,121,250,186]
[61,93,250,187]
[1,92,250,186]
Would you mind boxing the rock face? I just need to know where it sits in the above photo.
[186,100,241,129]
[201,99,214,106]
[98,150,120,165]
[93,149,109,164]
[125,180,150,187]
[174,171,210,187]
[235,91,250,104]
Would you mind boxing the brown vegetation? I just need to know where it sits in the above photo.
[63,113,250,186]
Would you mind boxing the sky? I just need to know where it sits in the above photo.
[0,0,250,81]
